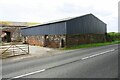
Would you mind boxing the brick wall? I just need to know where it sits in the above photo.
[66,34,106,47]
[25,35,66,48]
[44,35,66,48]
[26,35,44,46]
[25,34,106,48]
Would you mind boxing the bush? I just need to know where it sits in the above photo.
[106,32,120,42]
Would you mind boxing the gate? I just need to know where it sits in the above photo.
[0,42,29,59]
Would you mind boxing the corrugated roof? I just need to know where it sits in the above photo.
[22,13,106,29]
[42,17,74,24]
[22,14,92,29]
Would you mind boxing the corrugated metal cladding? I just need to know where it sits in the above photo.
[21,22,66,36]
[21,14,107,36]
[66,14,107,34]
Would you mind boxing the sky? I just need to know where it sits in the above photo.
[0,0,119,32]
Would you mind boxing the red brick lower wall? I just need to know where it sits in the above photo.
[44,35,66,48]
[25,34,106,48]
[66,34,106,47]
[25,35,66,48]
[45,40,60,48]
[26,36,44,46]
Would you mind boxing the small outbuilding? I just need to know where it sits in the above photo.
[21,14,107,48]
[0,22,26,42]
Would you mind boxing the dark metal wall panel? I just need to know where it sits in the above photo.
[21,22,66,36]
[66,14,107,34]
[21,14,107,36]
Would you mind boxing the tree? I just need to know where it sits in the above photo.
[107,32,120,41]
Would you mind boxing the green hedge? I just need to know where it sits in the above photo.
[106,32,120,41]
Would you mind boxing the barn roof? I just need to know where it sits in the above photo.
[22,13,106,30]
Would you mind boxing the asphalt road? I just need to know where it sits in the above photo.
[2,44,119,79]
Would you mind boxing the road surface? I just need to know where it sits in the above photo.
[2,44,119,79]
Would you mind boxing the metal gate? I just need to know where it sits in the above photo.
[0,42,29,59]
[0,25,30,59]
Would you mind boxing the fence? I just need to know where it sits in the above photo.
[0,42,29,59]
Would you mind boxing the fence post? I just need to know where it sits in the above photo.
[13,44,14,55]
[28,43,29,54]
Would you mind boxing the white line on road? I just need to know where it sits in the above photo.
[12,49,115,79]
[81,49,115,60]
[13,69,45,79]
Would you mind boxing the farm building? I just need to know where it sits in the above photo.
[0,21,27,42]
[0,21,40,42]
[21,14,107,48]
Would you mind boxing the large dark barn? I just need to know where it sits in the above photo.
[21,14,107,48]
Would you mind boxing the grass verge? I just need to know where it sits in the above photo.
[64,41,120,50]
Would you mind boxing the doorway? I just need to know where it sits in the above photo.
[2,31,11,42]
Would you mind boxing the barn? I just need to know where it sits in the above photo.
[21,14,107,48]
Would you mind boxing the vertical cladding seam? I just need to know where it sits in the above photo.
[21,22,66,36]
[65,22,67,34]
[21,15,106,36]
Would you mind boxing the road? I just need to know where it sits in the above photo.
[2,44,119,79]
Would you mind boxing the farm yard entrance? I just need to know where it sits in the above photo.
[0,42,29,59]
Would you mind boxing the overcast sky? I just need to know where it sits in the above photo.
[0,0,119,32]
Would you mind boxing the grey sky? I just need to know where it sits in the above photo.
[0,0,119,32]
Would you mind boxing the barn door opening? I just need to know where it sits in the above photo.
[6,32,11,42]
[60,38,64,48]
[44,35,48,47]
[2,31,11,42]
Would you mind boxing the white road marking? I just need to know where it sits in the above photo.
[81,49,115,60]
[12,49,115,79]
[13,69,45,79]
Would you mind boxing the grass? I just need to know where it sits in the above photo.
[64,41,120,50]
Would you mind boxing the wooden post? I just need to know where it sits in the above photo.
[28,43,29,54]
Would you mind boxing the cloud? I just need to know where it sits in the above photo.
[0,0,119,32]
